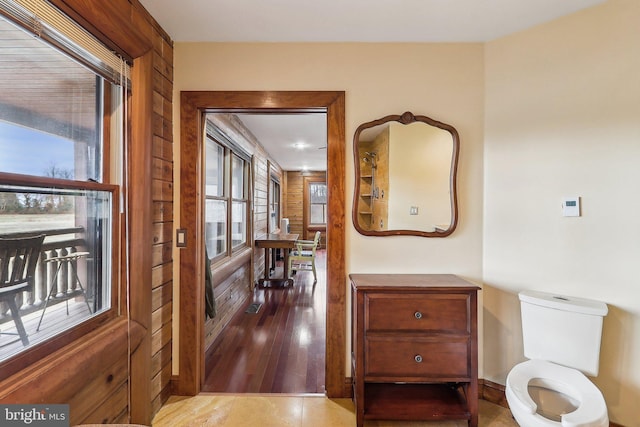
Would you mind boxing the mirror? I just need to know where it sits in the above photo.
[352,111,459,237]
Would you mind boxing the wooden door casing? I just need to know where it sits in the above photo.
[178,91,346,397]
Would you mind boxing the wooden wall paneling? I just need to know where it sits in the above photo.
[80,382,129,424]
[149,21,175,414]
[129,50,154,425]
[0,319,143,424]
[153,201,173,222]
[152,263,173,289]
[203,249,252,353]
[178,91,346,397]
[150,342,174,415]
[153,135,174,161]
[253,155,269,281]
[204,264,252,350]
[285,171,304,236]
[150,358,172,407]
[71,356,129,423]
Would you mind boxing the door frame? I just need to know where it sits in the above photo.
[177,91,347,397]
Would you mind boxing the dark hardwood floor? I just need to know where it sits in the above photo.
[203,250,326,394]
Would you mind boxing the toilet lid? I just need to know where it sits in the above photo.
[506,360,608,427]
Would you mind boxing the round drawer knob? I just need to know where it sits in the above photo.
[414,311,423,319]
[414,355,423,363]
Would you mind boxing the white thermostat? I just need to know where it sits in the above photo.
[562,197,581,217]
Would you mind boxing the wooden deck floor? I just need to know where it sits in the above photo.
[0,298,93,362]
[203,250,327,394]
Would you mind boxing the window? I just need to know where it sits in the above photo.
[231,154,248,249]
[0,2,126,367]
[269,176,280,232]
[205,141,226,259]
[309,182,327,225]
[204,128,250,261]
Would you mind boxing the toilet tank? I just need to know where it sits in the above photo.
[519,290,608,377]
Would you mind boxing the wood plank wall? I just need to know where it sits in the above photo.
[204,251,252,351]
[0,1,175,424]
[148,21,174,418]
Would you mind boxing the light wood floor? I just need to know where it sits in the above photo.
[152,395,518,427]
[181,251,519,425]
[203,250,326,393]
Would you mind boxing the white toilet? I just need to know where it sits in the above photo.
[506,290,609,427]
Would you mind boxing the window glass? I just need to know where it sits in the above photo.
[269,178,280,232]
[205,141,224,197]
[231,201,246,248]
[0,185,114,362]
[231,154,244,199]
[205,199,227,259]
[0,17,102,182]
[0,14,120,364]
[231,155,247,249]
[309,183,327,225]
[204,127,250,259]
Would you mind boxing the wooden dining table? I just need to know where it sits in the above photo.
[254,232,299,286]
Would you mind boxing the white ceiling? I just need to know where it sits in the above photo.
[140,0,606,171]
[139,0,605,43]
[234,113,327,171]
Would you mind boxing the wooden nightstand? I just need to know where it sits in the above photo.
[350,274,480,427]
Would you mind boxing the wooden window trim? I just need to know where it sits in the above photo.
[0,172,120,379]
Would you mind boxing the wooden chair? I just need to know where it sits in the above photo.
[0,234,45,346]
[288,231,321,283]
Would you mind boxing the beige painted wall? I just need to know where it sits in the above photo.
[483,1,640,425]
[171,3,639,422]
[172,42,486,374]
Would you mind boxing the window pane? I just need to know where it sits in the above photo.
[205,199,227,258]
[310,183,327,204]
[269,180,280,232]
[0,17,102,181]
[231,155,244,199]
[310,204,326,224]
[231,201,246,248]
[205,140,224,197]
[0,184,113,362]
[310,182,327,224]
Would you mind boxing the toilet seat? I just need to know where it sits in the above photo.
[506,359,608,427]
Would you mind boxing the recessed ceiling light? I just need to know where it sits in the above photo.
[294,142,306,150]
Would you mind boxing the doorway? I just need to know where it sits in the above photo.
[202,111,327,393]
[177,91,346,397]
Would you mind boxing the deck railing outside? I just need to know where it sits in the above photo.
[0,227,88,324]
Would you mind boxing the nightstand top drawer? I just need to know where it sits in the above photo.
[365,293,471,333]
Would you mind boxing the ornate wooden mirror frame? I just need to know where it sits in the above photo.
[352,111,459,237]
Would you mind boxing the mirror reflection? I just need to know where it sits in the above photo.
[353,112,459,237]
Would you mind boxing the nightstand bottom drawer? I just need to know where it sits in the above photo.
[365,337,469,378]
